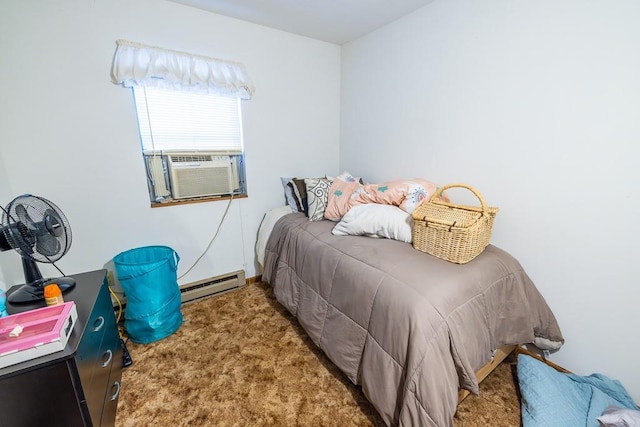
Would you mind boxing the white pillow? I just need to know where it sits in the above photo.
[331,204,412,243]
[598,406,640,427]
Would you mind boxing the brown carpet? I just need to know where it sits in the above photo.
[115,282,521,426]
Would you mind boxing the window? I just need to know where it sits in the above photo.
[132,86,247,204]
[110,39,255,206]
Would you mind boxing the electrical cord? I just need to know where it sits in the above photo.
[177,195,234,280]
[108,279,133,367]
[108,282,123,325]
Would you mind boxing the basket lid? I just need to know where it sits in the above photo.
[412,203,483,228]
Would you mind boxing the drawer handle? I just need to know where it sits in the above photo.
[102,349,113,368]
[93,316,105,332]
[110,381,121,401]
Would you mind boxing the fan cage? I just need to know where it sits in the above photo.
[1,194,72,263]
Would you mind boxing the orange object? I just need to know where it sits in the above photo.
[44,284,64,306]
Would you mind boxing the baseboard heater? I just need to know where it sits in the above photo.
[179,270,246,304]
[112,270,246,311]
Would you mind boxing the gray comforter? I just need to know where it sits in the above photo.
[262,213,563,426]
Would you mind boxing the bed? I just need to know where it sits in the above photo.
[258,180,564,427]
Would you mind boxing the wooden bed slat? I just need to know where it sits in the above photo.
[458,344,517,403]
[514,346,571,373]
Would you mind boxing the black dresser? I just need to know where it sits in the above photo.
[0,270,122,427]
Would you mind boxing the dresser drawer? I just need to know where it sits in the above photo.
[76,279,121,426]
[100,338,123,426]
[89,305,121,426]
[76,285,110,391]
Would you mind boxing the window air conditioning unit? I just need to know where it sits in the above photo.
[167,153,238,199]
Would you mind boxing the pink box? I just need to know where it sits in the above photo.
[0,302,78,369]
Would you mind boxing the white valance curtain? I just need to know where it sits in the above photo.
[111,39,254,100]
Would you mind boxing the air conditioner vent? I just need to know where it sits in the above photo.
[170,154,213,163]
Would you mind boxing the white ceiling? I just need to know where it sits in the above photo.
[166,0,435,45]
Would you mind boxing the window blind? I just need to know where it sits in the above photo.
[133,86,242,153]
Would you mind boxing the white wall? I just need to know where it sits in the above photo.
[342,0,640,400]
[0,0,340,290]
[0,150,9,290]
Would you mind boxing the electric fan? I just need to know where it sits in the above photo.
[0,194,75,304]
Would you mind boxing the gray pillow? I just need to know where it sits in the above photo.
[286,182,302,211]
[291,178,308,215]
[280,177,299,212]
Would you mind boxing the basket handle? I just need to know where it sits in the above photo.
[429,183,488,214]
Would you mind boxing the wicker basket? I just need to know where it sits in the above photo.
[411,183,498,264]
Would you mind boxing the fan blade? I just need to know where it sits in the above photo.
[36,233,61,257]
[12,204,38,250]
[15,204,37,230]
[3,219,36,252]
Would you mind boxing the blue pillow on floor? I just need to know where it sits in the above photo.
[517,354,637,427]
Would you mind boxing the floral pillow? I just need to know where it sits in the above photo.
[324,171,365,221]
[305,177,333,221]
[324,180,363,221]
[356,179,448,213]
[325,177,447,221]
[399,179,446,213]
[326,171,365,184]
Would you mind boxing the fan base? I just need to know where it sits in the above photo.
[7,277,76,304]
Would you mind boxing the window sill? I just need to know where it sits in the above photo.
[150,193,247,208]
